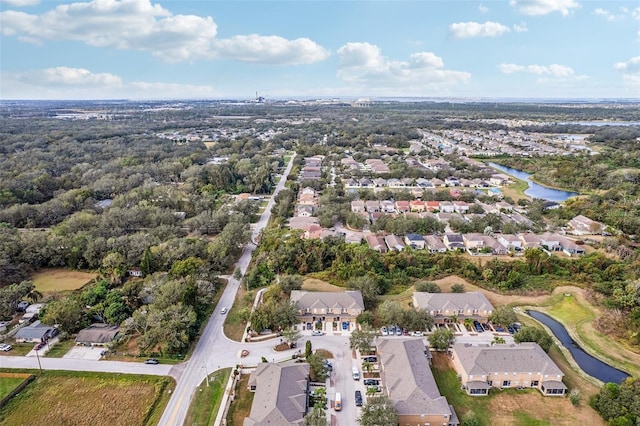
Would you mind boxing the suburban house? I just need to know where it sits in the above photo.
[290,290,364,332]
[424,235,447,253]
[378,339,459,426]
[288,216,319,231]
[365,200,381,213]
[366,234,388,253]
[426,201,440,212]
[450,343,567,397]
[351,200,365,213]
[410,200,425,212]
[439,201,455,213]
[412,292,494,324]
[405,233,426,250]
[453,201,470,214]
[568,215,604,235]
[443,233,465,250]
[384,234,405,252]
[75,323,120,346]
[245,363,310,426]
[380,200,396,213]
[497,234,523,251]
[520,233,542,249]
[15,320,57,343]
[296,205,314,217]
[395,200,410,214]
[539,233,563,251]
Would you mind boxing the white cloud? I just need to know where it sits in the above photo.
[0,0,40,6]
[614,57,640,93]
[449,21,511,39]
[478,4,489,13]
[0,0,329,64]
[512,22,529,32]
[337,42,470,92]
[499,63,575,77]
[212,35,329,65]
[1,67,217,99]
[614,56,640,72]
[592,8,624,21]
[633,7,640,21]
[509,0,580,16]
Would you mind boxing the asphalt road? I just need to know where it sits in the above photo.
[157,153,297,426]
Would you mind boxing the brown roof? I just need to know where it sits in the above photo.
[75,323,120,344]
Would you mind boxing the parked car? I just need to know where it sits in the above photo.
[395,326,402,336]
[355,390,363,406]
[363,379,380,386]
[367,385,382,393]
[311,330,324,336]
[220,307,228,315]
[0,343,12,352]
[362,356,377,363]
[380,326,388,336]
[411,331,423,337]
[145,358,160,364]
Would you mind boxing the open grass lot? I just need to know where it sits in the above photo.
[224,286,255,342]
[0,373,30,401]
[431,353,604,426]
[32,268,97,294]
[302,277,343,292]
[0,370,172,426]
[226,374,254,426]
[185,368,231,426]
[0,343,35,357]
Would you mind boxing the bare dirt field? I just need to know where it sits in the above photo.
[32,268,97,293]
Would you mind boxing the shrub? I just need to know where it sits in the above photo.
[569,389,581,406]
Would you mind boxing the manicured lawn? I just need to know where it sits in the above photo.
[0,343,34,357]
[185,368,231,426]
[226,374,254,426]
[44,339,76,358]
[32,268,96,294]
[0,375,28,400]
[0,370,173,426]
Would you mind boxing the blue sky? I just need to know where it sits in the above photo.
[1,0,639,99]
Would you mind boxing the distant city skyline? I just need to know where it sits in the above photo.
[1,0,639,100]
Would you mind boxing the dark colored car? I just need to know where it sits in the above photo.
[363,379,380,386]
[362,356,377,363]
[355,390,363,406]
[145,358,160,364]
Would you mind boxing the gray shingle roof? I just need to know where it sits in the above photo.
[378,339,453,417]
[452,342,564,377]
[290,290,364,312]
[244,363,310,426]
[75,323,120,344]
[15,320,55,341]
[413,292,494,313]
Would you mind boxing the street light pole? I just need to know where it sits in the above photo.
[34,344,43,373]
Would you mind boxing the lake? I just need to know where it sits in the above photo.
[488,162,578,202]
[527,310,630,384]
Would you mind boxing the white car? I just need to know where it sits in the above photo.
[220,307,228,315]
[411,331,423,337]
[0,343,13,352]
[311,330,324,336]
[380,326,388,336]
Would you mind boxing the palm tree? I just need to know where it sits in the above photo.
[464,318,475,332]
[362,360,372,374]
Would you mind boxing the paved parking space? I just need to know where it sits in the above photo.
[63,345,104,360]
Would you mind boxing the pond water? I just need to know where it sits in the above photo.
[527,310,630,384]
[488,162,578,202]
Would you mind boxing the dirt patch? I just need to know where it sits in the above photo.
[302,278,343,292]
[315,349,334,359]
[32,268,97,294]
[488,393,604,426]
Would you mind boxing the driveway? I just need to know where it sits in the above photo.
[63,345,104,360]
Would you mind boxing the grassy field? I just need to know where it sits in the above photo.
[184,368,231,426]
[0,374,29,400]
[536,293,640,378]
[226,374,254,426]
[0,343,35,357]
[224,286,255,342]
[32,268,97,293]
[302,278,343,292]
[431,353,604,426]
[0,370,172,426]
[501,177,530,203]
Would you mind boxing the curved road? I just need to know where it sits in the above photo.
[157,153,297,426]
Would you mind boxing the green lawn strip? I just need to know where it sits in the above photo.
[0,377,26,400]
[224,286,254,342]
[44,339,76,358]
[431,356,492,426]
[0,370,172,426]
[535,295,640,378]
[185,368,231,426]
[0,343,34,357]
[513,411,550,426]
[226,374,254,425]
